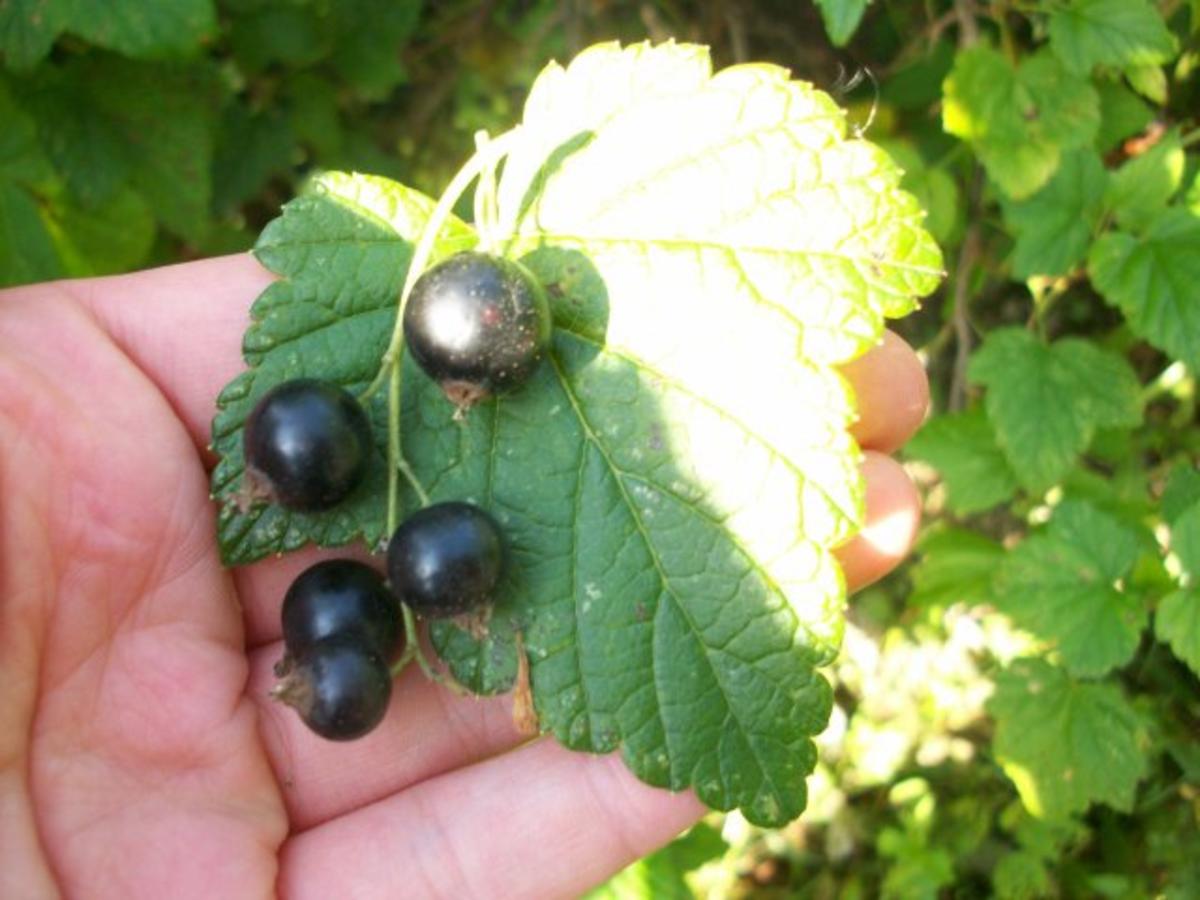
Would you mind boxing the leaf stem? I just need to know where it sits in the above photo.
[370,125,523,689]
[1140,360,1191,405]
[397,456,431,508]
[390,604,467,693]
[473,130,503,252]
[358,125,524,407]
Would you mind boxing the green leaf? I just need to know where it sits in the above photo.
[1161,464,1200,524]
[995,501,1146,676]
[1003,148,1108,279]
[908,526,1003,609]
[1124,63,1168,105]
[0,76,53,185]
[878,140,961,247]
[441,42,938,825]
[1094,78,1154,154]
[500,43,944,365]
[80,56,219,243]
[989,658,1149,819]
[64,0,216,60]
[905,409,1018,514]
[211,103,296,217]
[994,850,1053,900]
[814,0,870,47]
[1047,0,1177,75]
[229,3,329,72]
[17,69,131,207]
[968,329,1142,492]
[0,0,68,70]
[585,822,725,899]
[881,38,954,111]
[1089,208,1200,371]
[943,46,1099,199]
[0,180,63,286]
[1170,498,1200,576]
[43,184,155,276]
[0,77,61,286]
[327,0,421,99]
[211,172,475,564]
[1157,589,1200,677]
[213,42,943,827]
[1106,130,1186,231]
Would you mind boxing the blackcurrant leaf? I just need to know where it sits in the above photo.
[211,43,943,826]
[211,172,475,563]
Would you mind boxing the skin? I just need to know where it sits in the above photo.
[0,255,929,899]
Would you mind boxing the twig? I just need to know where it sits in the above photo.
[725,0,748,64]
[949,169,983,412]
[954,0,980,47]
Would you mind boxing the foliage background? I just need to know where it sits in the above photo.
[3,0,1198,896]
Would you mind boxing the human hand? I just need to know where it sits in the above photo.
[0,255,927,899]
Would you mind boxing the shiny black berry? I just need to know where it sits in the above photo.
[281,560,403,661]
[273,635,392,741]
[403,251,551,409]
[243,378,374,512]
[387,501,505,618]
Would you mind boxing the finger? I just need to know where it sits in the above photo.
[835,451,921,590]
[67,254,273,452]
[278,739,704,899]
[841,330,929,453]
[250,639,527,831]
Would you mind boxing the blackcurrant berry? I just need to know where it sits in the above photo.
[403,251,551,409]
[272,635,392,741]
[243,378,374,512]
[281,560,403,661]
[387,501,505,618]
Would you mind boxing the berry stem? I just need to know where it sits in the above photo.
[391,604,467,695]
[473,130,502,253]
[397,456,431,508]
[364,125,523,691]
[358,125,524,409]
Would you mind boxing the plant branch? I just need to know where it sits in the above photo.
[954,0,980,46]
[949,169,983,412]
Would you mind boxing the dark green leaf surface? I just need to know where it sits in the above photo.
[212,43,942,825]
[0,0,68,70]
[0,180,63,286]
[908,527,1003,610]
[66,0,216,60]
[1161,465,1200,524]
[905,409,1018,514]
[1105,129,1186,231]
[968,329,1142,493]
[814,0,869,47]
[1157,589,1200,678]
[1003,149,1107,279]
[1094,79,1154,154]
[995,501,1146,677]
[0,78,62,285]
[942,47,1098,199]
[989,658,1149,819]
[1047,0,1176,75]
[1089,209,1200,371]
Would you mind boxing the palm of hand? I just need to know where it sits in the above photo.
[0,256,924,899]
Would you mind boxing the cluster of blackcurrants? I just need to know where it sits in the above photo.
[243,251,552,740]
